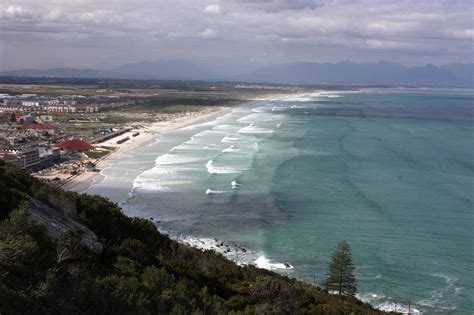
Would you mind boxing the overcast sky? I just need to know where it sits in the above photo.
[0,0,473,71]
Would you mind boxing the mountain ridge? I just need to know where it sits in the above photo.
[1,61,472,87]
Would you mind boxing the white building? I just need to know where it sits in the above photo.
[47,106,77,113]
[38,115,54,123]
[22,101,40,107]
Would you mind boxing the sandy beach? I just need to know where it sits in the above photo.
[62,106,231,193]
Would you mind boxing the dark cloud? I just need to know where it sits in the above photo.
[0,0,472,70]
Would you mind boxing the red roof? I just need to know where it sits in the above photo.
[53,139,94,150]
[21,123,58,129]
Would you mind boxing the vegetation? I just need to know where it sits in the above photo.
[324,241,357,297]
[0,160,394,314]
[0,77,300,99]
[85,148,112,159]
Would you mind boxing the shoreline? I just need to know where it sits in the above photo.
[61,92,306,193]
[62,106,232,193]
[61,91,419,314]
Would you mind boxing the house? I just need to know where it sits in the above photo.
[4,99,23,109]
[22,101,40,107]
[53,139,94,152]
[17,114,35,124]
[47,106,77,113]
[38,115,54,123]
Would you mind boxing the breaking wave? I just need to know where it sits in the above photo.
[238,125,274,134]
[222,145,239,153]
[205,189,227,195]
[206,160,242,174]
[254,256,294,270]
[155,153,201,165]
[231,180,241,189]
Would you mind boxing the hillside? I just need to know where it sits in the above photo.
[0,160,395,314]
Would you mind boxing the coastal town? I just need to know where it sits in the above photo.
[0,92,141,186]
[0,81,261,190]
[0,80,300,187]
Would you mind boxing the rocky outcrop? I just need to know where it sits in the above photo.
[27,197,103,254]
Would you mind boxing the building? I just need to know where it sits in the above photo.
[0,135,7,148]
[0,112,11,123]
[22,101,40,107]
[17,114,35,124]
[19,94,37,98]
[83,105,99,113]
[0,147,40,169]
[38,115,54,123]
[20,123,58,130]
[53,139,94,152]
[22,148,40,167]
[47,106,77,113]
[38,147,61,159]
[47,99,59,106]
[4,99,22,108]
[59,99,77,106]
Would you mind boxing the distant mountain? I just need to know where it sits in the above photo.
[0,67,133,79]
[441,63,474,85]
[237,62,473,87]
[1,61,472,87]
[113,60,217,81]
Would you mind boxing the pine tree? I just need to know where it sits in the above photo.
[324,241,357,296]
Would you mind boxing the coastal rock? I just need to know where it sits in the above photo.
[27,197,103,254]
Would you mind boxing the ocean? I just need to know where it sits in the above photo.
[86,88,474,314]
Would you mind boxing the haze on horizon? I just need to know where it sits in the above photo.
[0,0,473,72]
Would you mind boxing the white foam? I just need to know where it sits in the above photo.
[357,293,423,314]
[133,168,195,192]
[179,120,218,131]
[272,106,287,112]
[205,189,227,195]
[212,124,236,131]
[132,180,170,193]
[231,180,241,189]
[204,144,223,151]
[221,135,243,143]
[206,160,242,174]
[281,92,343,102]
[222,145,239,153]
[238,125,274,135]
[289,105,316,109]
[237,113,274,124]
[283,97,312,102]
[155,153,201,165]
[254,256,294,270]
[172,235,257,265]
[414,273,460,312]
[192,129,226,139]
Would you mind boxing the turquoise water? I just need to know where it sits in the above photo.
[87,88,474,314]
